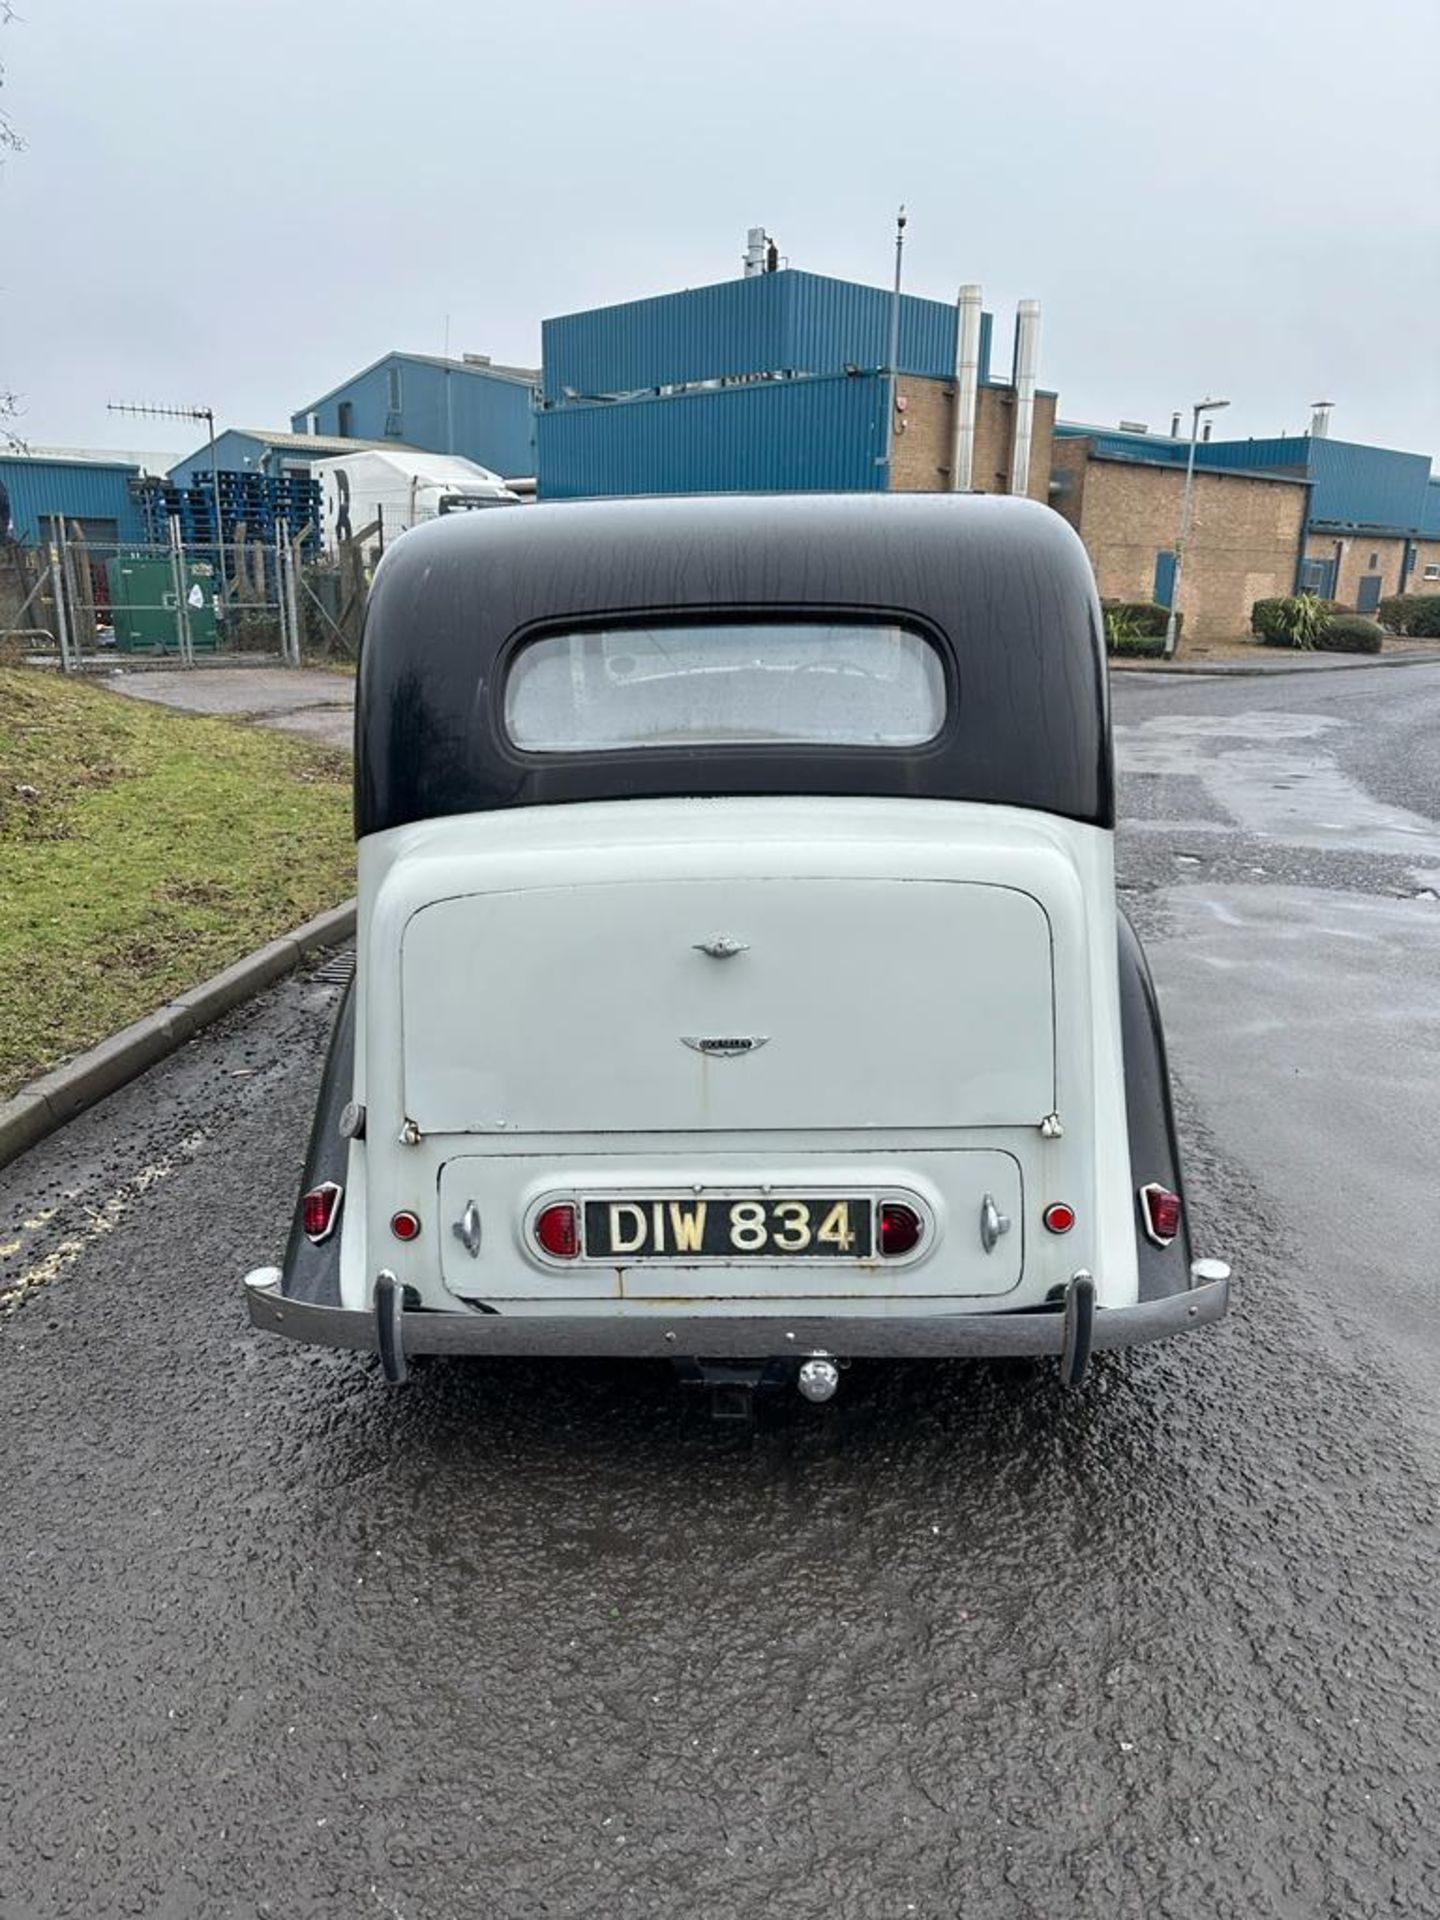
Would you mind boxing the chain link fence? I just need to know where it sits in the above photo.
[0,516,364,671]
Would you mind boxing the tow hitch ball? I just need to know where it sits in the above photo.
[676,1355,844,1417]
[797,1359,841,1404]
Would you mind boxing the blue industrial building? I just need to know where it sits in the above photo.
[537,270,1004,500]
[0,451,152,545]
[289,350,539,479]
[166,426,428,487]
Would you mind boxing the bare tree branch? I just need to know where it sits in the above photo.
[1,5,21,157]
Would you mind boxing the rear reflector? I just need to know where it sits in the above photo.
[302,1182,343,1245]
[879,1202,923,1258]
[535,1202,579,1259]
[1043,1202,1076,1235]
[390,1210,422,1242]
[1139,1184,1182,1247]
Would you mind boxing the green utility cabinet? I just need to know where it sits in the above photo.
[107,553,219,653]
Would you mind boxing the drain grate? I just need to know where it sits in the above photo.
[311,943,356,987]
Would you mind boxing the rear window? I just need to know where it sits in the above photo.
[504,621,946,753]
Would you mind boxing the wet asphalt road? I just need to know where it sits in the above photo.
[4,664,1440,1919]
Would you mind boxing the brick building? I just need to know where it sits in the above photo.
[888,376,1056,500]
[1049,425,1440,641]
[1048,434,1309,640]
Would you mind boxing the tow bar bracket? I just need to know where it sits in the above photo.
[374,1271,409,1386]
[1059,1269,1096,1389]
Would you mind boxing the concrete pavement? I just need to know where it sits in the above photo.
[105,664,356,749]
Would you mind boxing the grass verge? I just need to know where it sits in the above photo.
[0,666,353,1097]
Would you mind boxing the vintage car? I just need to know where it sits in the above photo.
[243,491,1230,1406]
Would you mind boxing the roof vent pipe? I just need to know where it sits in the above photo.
[950,284,983,491]
[1008,299,1041,496]
[1311,400,1334,439]
[1171,412,1182,437]
[743,228,769,278]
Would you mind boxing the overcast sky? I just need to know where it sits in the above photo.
[3,0,1437,462]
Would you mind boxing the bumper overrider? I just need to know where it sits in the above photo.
[241,1261,1231,1390]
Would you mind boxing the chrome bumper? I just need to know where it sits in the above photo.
[242,1263,1230,1387]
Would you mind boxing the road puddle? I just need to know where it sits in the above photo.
[1116,712,1440,882]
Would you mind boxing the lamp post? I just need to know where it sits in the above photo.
[1164,396,1229,656]
[879,205,907,487]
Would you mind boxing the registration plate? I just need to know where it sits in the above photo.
[583,1195,873,1260]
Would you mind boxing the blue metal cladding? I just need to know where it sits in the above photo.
[1084,433,1189,469]
[1197,435,1430,531]
[779,272,980,384]
[542,271,990,404]
[544,276,791,402]
[289,355,538,475]
[0,456,147,544]
[1307,440,1431,529]
[1192,436,1309,475]
[1421,479,1440,537]
[168,430,278,482]
[536,373,887,499]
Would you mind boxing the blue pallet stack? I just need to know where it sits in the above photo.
[142,471,321,553]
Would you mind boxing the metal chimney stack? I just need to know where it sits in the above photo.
[743,228,768,277]
[950,284,984,491]
[1311,400,1334,439]
[1008,300,1041,496]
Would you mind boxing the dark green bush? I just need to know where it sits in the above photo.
[1106,630,1166,658]
[1313,615,1383,654]
[1252,597,1293,643]
[1101,600,1178,640]
[1378,594,1440,638]
[1252,594,1339,647]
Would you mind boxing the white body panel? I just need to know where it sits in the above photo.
[343,798,1138,1320]
[401,879,1053,1134]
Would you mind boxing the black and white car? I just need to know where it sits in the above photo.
[243,492,1229,1403]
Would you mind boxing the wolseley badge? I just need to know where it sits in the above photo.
[680,1035,769,1057]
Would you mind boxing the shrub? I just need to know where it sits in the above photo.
[1102,605,1165,657]
[1106,628,1166,658]
[1378,593,1440,638]
[1101,600,1178,641]
[1313,615,1383,654]
[1252,593,1332,647]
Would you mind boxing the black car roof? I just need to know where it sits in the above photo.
[354,491,1112,835]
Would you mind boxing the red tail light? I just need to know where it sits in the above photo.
[302,1182,343,1244]
[1139,1184,1182,1246]
[879,1202,923,1258]
[1043,1202,1076,1235]
[535,1202,579,1259]
[390,1209,422,1242]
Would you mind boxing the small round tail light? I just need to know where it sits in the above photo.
[390,1209,422,1242]
[535,1202,579,1259]
[302,1182,343,1245]
[879,1202,923,1258]
[1139,1184,1182,1246]
[1043,1202,1076,1235]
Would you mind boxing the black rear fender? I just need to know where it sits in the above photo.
[281,978,355,1308]
[1118,910,1194,1299]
